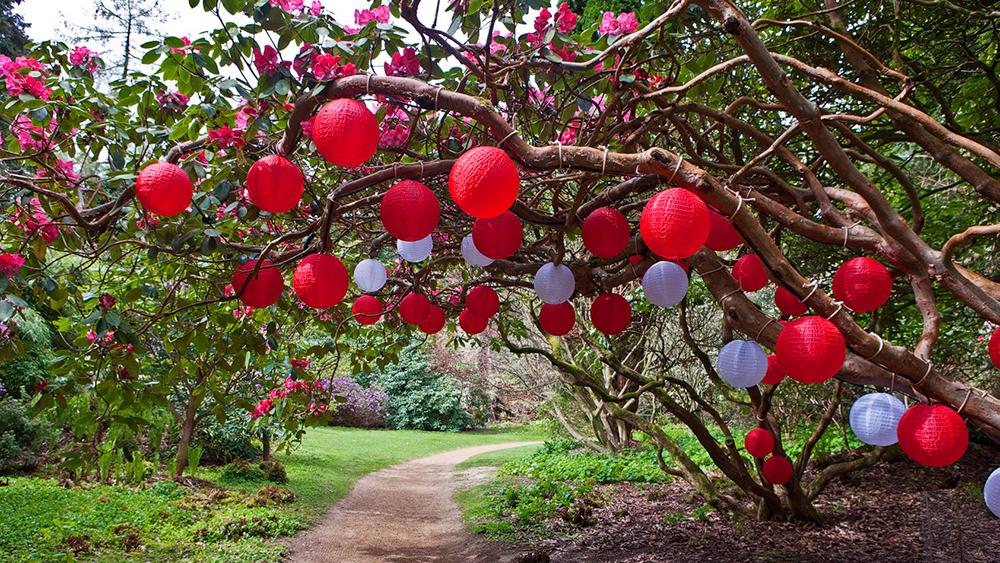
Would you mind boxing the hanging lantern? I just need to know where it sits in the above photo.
[352,295,382,325]
[833,257,892,313]
[534,263,575,304]
[293,254,348,309]
[732,254,769,292]
[397,235,433,263]
[466,285,500,318]
[744,428,775,458]
[399,292,431,325]
[716,340,768,388]
[459,308,488,335]
[985,467,1000,518]
[472,211,522,260]
[639,188,709,259]
[539,302,575,336]
[582,207,630,258]
[380,180,440,242]
[419,305,446,335]
[849,393,905,447]
[642,261,688,308]
[774,286,808,317]
[989,327,1000,370]
[762,354,785,385]
[896,404,968,467]
[136,162,193,217]
[449,147,520,218]
[231,259,284,308]
[705,209,743,251]
[461,235,494,268]
[353,258,387,293]
[246,155,304,214]
[312,98,379,168]
[762,455,793,485]
[775,316,845,384]
[590,293,631,335]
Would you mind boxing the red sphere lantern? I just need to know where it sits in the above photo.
[466,285,500,318]
[312,98,379,167]
[352,295,382,325]
[762,354,785,385]
[449,147,520,218]
[380,180,440,242]
[896,404,969,467]
[246,155,304,214]
[731,254,769,292]
[399,292,431,325]
[639,189,709,259]
[582,207,630,258]
[762,455,793,485]
[459,308,488,335]
[293,254,348,309]
[990,328,1000,370]
[775,316,845,384]
[833,257,892,313]
[472,211,522,260]
[774,286,808,317]
[705,209,743,251]
[231,259,284,308]
[136,162,193,217]
[590,293,631,336]
[419,305,446,335]
[744,429,775,458]
[539,302,575,336]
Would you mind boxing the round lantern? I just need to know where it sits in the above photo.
[639,188,710,259]
[397,235,433,263]
[775,316,845,384]
[985,467,1000,518]
[419,305,446,335]
[136,162,193,217]
[352,295,382,325]
[762,354,785,385]
[246,155,304,214]
[534,263,575,304]
[312,98,379,168]
[744,428,775,458]
[705,209,743,251]
[449,147,520,218]
[293,254,348,309]
[459,308,488,335]
[849,392,905,447]
[466,285,500,318]
[732,254,769,292]
[231,259,284,308]
[590,293,631,336]
[896,404,968,467]
[988,327,1000,370]
[472,211,522,260]
[539,302,575,336]
[461,235,494,268]
[762,455,793,485]
[774,286,808,317]
[380,180,440,242]
[354,258,387,293]
[582,207,630,258]
[642,261,688,308]
[399,292,431,325]
[716,340,768,388]
[833,257,892,313]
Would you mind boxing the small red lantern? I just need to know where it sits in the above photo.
[539,302,575,336]
[590,293,631,335]
[775,316,845,384]
[897,404,968,467]
[762,455,793,485]
[419,305,446,335]
[380,180,440,242]
[833,257,892,313]
[399,292,431,325]
[762,354,785,385]
[136,162,193,217]
[449,147,520,218]
[731,254,769,292]
[312,98,379,168]
[639,188,710,259]
[582,207,630,258]
[466,285,500,318]
[246,155,304,214]
[705,209,743,251]
[293,254,348,309]
[231,259,284,308]
[744,428,775,458]
[774,286,808,317]
[352,295,382,325]
[459,308,488,335]
[990,327,1000,370]
[472,211,522,260]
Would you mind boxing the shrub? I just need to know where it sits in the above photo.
[219,460,265,482]
[259,460,287,483]
[503,440,667,484]
[370,345,472,432]
[0,397,50,474]
[245,485,295,507]
[323,377,387,428]
[196,410,260,464]
[0,308,52,398]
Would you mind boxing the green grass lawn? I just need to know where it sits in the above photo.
[454,444,541,472]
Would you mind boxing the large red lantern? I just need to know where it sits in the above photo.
[312,98,379,167]
[419,305,446,335]
[639,188,709,259]
[833,257,892,313]
[539,302,575,336]
[896,404,968,467]
[590,293,631,335]
[231,259,284,308]
[246,155,304,214]
[775,316,845,384]
[582,207,630,258]
[774,286,808,317]
[399,292,431,325]
[705,209,743,251]
[990,327,1000,370]
[762,354,785,385]
[136,162,193,217]
[472,211,522,260]
[292,254,348,309]
[449,147,520,218]
[762,455,793,485]
[731,254,769,292]
[466,285,500,318]
[459,308,488,335]
[380,180,440,242]
[744,428,775,458]
[352,295,382,325]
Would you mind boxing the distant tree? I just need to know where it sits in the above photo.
[66,0,165,78]
[0,0,30,57]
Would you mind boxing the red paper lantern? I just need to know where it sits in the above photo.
[231,259,284,308]
[639,189,709,259]
[744,428,775,458]
[990,328,1000,370]
[762,354,785,385]
[732,254,769,292]
[449,147,520,218]
[399,292,431,325]
[352,295,382,325]
[774,286,808,317]
[292,254,348,309]
[419,305,446,335]
[762,455,793,485]
[582,207,630,259]
[136,162,193,217]
[539,302,575,336]
[246,155,304,214]
[380,180,440,242]
[466,285,500,318]
[833,257,892,313]
[590,293,631,335]
[775,316,845,384]
[312,98,379,167]
[472,211,522,260]
[459,308,488,335]
[705,209,743,251]
[897,404,969,467]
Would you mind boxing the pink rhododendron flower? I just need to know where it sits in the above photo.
[69,46,99,73]
[270,0,303,11]
[0,56,51,99]
[534,8,551,35]
[170,36,192,55]
[312,52,341,80]
[550,43,576,61]
[308,0,322,16]
[384,47,420,77]
[56,159,80,182]
[253,45,281,75]
[99,293,116,309]
[208,124,246,149]
[600,11,638,36]
[0,253,25,276]
[156,91,189,111]
[554,2,577,33]
[355,5,390,26]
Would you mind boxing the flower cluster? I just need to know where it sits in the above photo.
[10,115,57,153]
[69,46,100,74]
[324,377,388,428]
[250,376,329,419]
[293,47,357,81]
[290,357,311,369]
[0,55,51,100]
[384,47,420,77]
[270,0,322,15]
[99,293,116,309]
[0,253,25,276]
[378,105,410,149]
[156,91,189,112]
[12,198,59,244]
[599,11,639,36]
[355,5,390,27]
[253,45,290,76]
[208,124,246,149]
[86,329,116,345]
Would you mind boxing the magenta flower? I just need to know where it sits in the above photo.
[0,253,24,276]
[208,124,246,149]
[384,47,420,77]
[554,2,577,33]
[252,45,281,75]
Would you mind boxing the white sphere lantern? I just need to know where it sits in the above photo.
[461,235,494,268]
[533,262,575,304]
[849,392,905,447]
[397,235,433,263]
[353,258,387,293]
[642,261,689,308]
[985,467,1000,518]
[716,340,767,388]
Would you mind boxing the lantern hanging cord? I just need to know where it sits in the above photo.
[842,224,856,247]
[719,288,743,304]
[667,155,684,184]
[864,333,885,360]
[600,145,609,175]
[956,387,974,414]
[801,280,820,302]
[698,264,726,277]
[366,73,374,95]
[826,301,844,319]
[434,86,443,111]
[499,129,520,148]
[888,373,896,393]
[552,140,564,169]
[755,318,779,341]
[915,360,933,389]
[728,195,755,221]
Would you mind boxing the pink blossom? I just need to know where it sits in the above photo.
[355,5,390,26]
[253,45,281,75]
[554,3,577,33]
[384,47,420,77]
[208,124,246,149]
[250,399,273,419]
[0,56,51,99]
[99,293,116,309]
[301,117,313,139]
[0,253,24,276]
[599,11,638,36]
[234,101,260,129]
[87,329,97,343]
[170,37,192,55]
[616,12,638,34]
[312,52,340,80]
[69,46,99,73]
[534,8,551,35]
[56,159,80,182]
[270,0,303,12]
[549,43,576,62]
[308,0,322,15]
[156,91,189,111]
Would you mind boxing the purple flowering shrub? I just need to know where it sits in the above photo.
[323,377,388,429]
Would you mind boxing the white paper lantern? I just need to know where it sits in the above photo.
[716,340,767,388]
[397,235,433,263]
[985,467,1000,518]
[849,392,905,447]
[353,258,387,293]
[643,261,689,308]
[461,235,494,268]
[534,262,575,304]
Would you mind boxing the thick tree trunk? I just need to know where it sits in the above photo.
[173,393,199,479]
